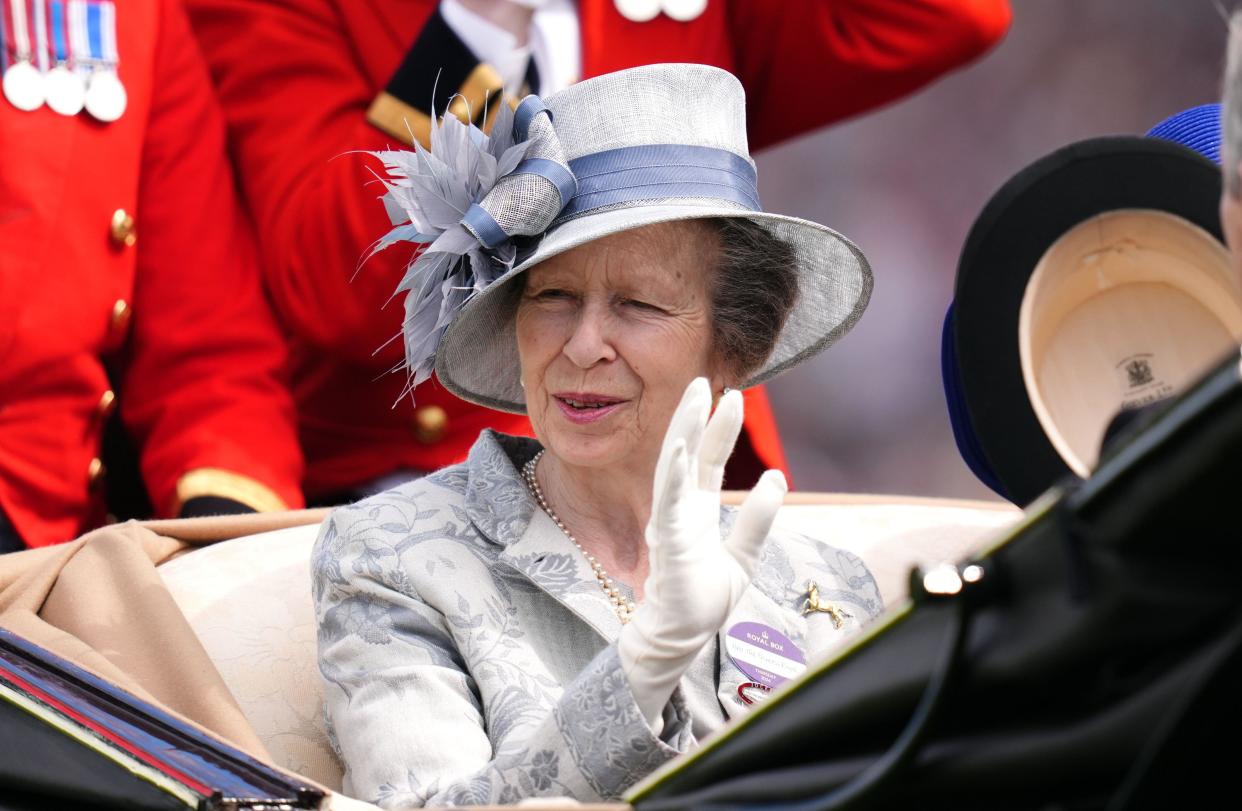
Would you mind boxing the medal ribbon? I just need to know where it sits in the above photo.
[100,0,113,65]
[48,0,66,63]
[31,0,46,70]
[84,0,98,61]
[67,0,87,67]
[91,0,114,67]
[0,0,9,72]
[7,0,33,61]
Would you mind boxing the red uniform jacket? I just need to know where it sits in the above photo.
[185,0,1011,498]
[0,0,304,547]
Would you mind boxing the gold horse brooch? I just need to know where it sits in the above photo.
[802,581,852,629]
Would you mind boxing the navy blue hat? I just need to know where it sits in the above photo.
[1146,103,1221,164]
[940,302,1007,496]
[941,114,1224,505]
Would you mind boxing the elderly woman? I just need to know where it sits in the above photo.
[313,64,880,808]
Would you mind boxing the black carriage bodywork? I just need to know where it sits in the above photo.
[0,627,324,811]
[631,351,1242,810]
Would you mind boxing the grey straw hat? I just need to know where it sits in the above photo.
[372,63,871,413]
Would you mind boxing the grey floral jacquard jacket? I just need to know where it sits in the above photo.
[312,431,882,808]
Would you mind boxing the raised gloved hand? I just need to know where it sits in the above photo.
[617,377,788,731]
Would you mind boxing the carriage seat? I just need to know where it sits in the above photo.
[157,495,1019,794]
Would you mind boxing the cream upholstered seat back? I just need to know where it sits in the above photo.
[771,495,1019,605]
[157,496,1018,793]
[158,524,343,788]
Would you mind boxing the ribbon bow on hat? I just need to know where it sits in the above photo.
[369,97,577,399]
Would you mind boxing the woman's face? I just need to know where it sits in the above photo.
[516,221,725,474]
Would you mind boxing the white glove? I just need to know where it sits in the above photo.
[617,377,788,731]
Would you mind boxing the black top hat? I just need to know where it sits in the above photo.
[942,135,1240,505]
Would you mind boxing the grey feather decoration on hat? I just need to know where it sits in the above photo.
[368,96,576,401]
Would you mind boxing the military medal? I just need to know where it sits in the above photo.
[3,0,46,111]
[3,59,43,110]
[44,61,82,114]
[85,65,122,120]
[81,0,123,121]
[43,0,83,115]
[615,0,706,23]
[615,0,659,23]
[662,0,707,22]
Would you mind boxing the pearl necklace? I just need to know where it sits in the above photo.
[522,451,638,623]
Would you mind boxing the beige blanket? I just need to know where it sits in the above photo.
[0,511,325,763]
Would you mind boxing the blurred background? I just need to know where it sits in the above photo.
[761,0,1229,500]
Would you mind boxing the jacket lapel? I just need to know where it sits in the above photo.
[463,431,624,643]
[497,509,624,642]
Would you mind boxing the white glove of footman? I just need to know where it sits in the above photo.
[618,377,788,731]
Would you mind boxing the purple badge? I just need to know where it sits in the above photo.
[725,622,807,689]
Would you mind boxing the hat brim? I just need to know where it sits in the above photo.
[950,136,1224,505]
[436,201,872,413]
